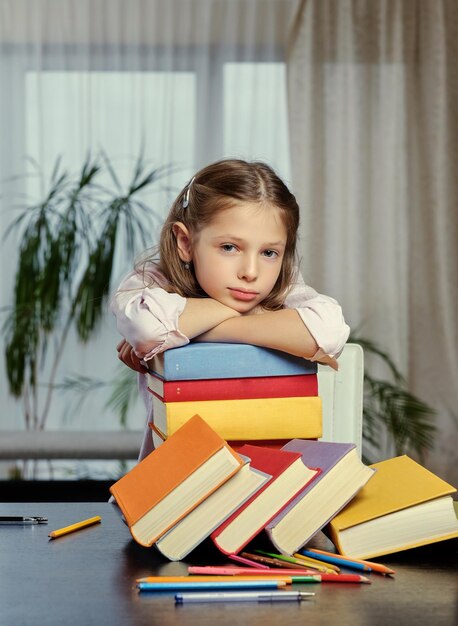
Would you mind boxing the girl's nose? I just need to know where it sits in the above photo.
[237,256,258,281]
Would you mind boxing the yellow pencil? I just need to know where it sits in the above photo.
[48,515,101,539]
[293,552,340,573]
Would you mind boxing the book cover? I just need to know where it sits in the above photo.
[152,395,323,441]
[326,455,458,559]
[148,342,317,381]
[264,439,375,555]
[211,444,320,555]
[155,461,271,561]
[109,415,243,547]
[147,372,318,402]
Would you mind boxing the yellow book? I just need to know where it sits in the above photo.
[326,455,458,560]
[151,395,322,441]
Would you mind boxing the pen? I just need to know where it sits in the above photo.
[0,516,47,525]
[299,549,371,572]
[175,591,315,604]
[301,548,396,576]
[48,515,101,539]
[138,580,287,592]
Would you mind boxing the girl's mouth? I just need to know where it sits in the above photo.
[229,288,258,302]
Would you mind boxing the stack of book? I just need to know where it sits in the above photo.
[146,342,321,449]
[110,414,374,561]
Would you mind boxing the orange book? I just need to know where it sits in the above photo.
[109,415,244,547]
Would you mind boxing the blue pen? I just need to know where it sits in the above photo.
[299,549,371,573]
[138,580,285,592]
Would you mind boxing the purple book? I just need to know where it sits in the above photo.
[264,439,375,555]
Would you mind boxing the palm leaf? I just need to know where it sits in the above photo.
[105,367,138,429]
[351,335,437,460]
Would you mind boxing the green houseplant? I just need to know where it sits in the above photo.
[3,153,168,437]
[350,335,436,462]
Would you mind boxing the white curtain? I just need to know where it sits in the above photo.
[0,0,300,477]
[288,0,458,485]
[1,0,457,486]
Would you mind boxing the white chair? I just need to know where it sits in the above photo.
[317,343,364,456]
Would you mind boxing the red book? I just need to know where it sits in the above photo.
[147,372,318,402]
[210,444,320,555]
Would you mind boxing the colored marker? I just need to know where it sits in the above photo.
[48,515,101,539]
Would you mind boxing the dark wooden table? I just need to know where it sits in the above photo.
[0,502,456,625]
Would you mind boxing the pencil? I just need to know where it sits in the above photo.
[293,552,340,572]
[254,550,338,574]
[302,548,396,576]
[228,553,270,569]
[299,549,371,572]
[241,551,318,571]
[187,566,319,576]
[137,580,287,592]
[137,574,370,585]
[138,576,290,583]
[48,515,101,539]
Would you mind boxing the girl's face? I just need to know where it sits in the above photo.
[189,202,287,313]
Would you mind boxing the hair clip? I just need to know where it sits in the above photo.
[182,176,196,209]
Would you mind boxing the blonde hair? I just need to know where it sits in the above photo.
[138,159,300,310]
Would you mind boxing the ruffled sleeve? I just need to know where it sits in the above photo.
[285,271,350,361]
[110,268,189,362]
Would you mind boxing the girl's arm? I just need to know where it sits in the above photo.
[110,269,239,363]
[194,309,320,358]
[194,273,350,370]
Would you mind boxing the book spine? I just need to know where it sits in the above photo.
[151,343,317,381]
[153,396,322,440]
[147,373,318,402]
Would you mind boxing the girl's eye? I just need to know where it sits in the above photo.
[263,249,279,258]
[221,244,237,253]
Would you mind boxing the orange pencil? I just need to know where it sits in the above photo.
[137,576,293,584]
[48,515,101,539]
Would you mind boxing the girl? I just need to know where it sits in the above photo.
[111,159,350,459]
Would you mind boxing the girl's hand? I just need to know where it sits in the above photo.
[116,339,148,373]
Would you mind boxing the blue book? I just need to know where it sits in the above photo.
[148,342,317,381]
